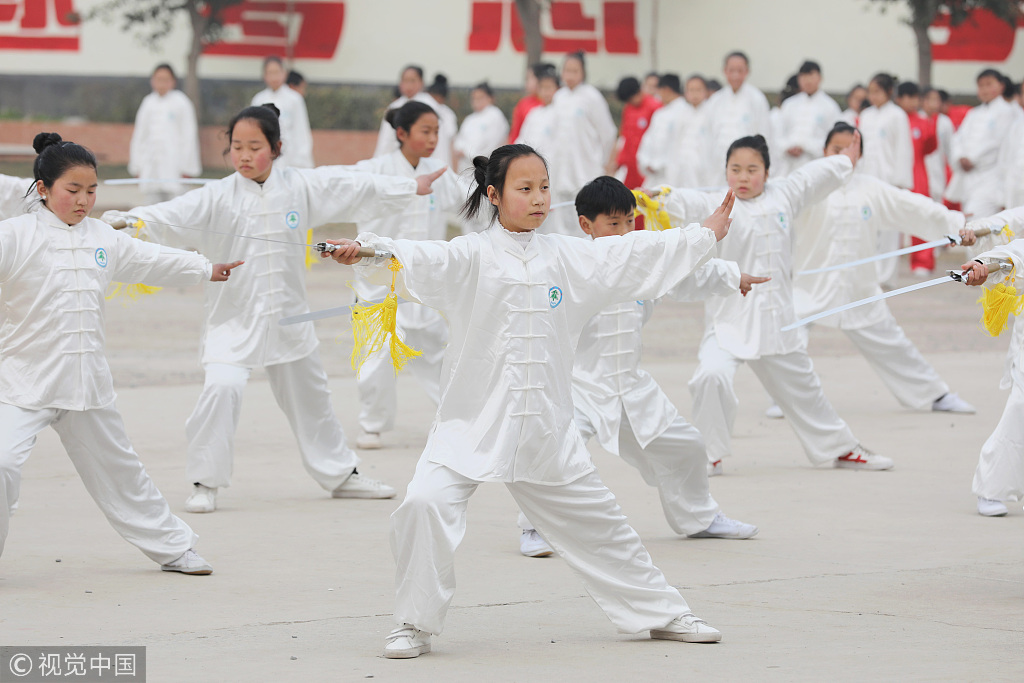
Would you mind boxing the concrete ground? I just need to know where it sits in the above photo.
[1,222,1022,682]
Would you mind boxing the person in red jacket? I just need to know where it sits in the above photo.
[508,62,551,144]
[896,81,939,275]
[613,76,662,189]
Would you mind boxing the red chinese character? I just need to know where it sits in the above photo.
[467,1,639,55]
[203,1,345,59]
[0,0,79,51]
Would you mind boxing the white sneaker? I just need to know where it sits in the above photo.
[932,393,976,414]
[764,403,784,419]
[356,431,382,449]
[331,471,396,499]
[519,529,554,557]
[977,497,1008,517]
[160,548,213,575]
[650,612,721,643]
[834,445,893,471]
[707,460,723,477]
[383,624,431,658]
[184,484,217,513]
[688,513,759,539]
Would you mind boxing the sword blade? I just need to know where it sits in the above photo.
[781,275,957,331]
[797,237,954,276]
[278,297,405,326]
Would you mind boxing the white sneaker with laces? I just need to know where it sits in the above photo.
[764,403,784,419]
[185,484,217,513]
[519,529,553,557]
[356,431,382,449]
[688,513,759,539]
[977,497,1008,517]
[932,393,976,414]
[650,612,721,643]
[834,445,893,471]
[160,548,213,575]
[384,624,431,658]
[707,460,723,477]
[331,471,396,499]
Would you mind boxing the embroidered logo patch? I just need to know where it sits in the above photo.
[776,212,788,230]
[285,210,300,229]
[94,248,108,268]
[861,205,872,220]
[549,286,563,308]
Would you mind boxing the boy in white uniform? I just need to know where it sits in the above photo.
[636,74,704,189]
[776,61,842,178]
[703,52,771,186]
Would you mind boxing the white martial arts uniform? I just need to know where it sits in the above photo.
[374,92,458,169]
[664,155,860,465]
[925,112,954,203]
[519,257,740,537]
[129,89,202,204]
[355,221,718,636]
[453,104,509,174]
[107,164,417,490]
[946,97,1014,217]
[702,83,772,186]
[1001,117,1024,210]
[965,209,1024,501]
[635,96,705,189]
[0,210,211,563]
[775,90,842,178]
[839,108,859,126]
[547,83,617,236]
[857,100,914,282]
[349,151,470,435]
[793,173,965,409]
[0,174,33,218]
[515,103,557,158]
[251,85,314,168]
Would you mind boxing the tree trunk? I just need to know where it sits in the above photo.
[912,14,934,88]
[185,1,205,118]
[516,0,544,70]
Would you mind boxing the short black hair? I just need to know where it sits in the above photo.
[725,51,749,66]
[726,134,770,172]
[798,60,821,75]
[896,81,920,98]
[978,68,1003,82]
[286,70,305,87]
[658,73,681,94]
[615,77,641,102]
[575,176,636,222]
[153,63,176,79]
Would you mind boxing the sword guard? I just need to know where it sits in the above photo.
[314,242,338,253]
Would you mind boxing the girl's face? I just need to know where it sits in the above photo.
[977,75,1002,104]
[263,61,286,90]
[397,112,439,160]
[922,90,942,116]
[685,78,709,107]
[151,68,175,96]
[488,154,550,232]
[537,78,558,105]
[867,81,889,108]
[562,58,584,89]
[726,147,767,200]
[399,69,423,99]
[38,164,97,225]
[471,89,491,113]
[230,118,279,182]
[847,86,867,111]
[824,131,856,162]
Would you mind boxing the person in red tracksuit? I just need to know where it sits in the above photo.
[613,76,662,189]
[896,81,939,275]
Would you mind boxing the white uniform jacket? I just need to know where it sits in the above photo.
[515,104,558,160]
[776,90,843,177]
[129,90,202,194]
[664,154,854,359]
[354,222,717,484]
[117,164,417,368]
[572,257,739,454]
[925,113,954,202]
[251,86,314,168]
[453,104,509,174]
[793,173,965,329]
[703,83,772,182]
[947,97,1015,207]
[0,175,34,218]
[635,97,705,189]
[0,210,210,411]
[549,83,617,193]
[858,101,913,189]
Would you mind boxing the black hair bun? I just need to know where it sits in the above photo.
[433,74,448,87]
[261,103,281,118]
[33,132,62,154]
[471,155,488,185]
[384,107,399,128]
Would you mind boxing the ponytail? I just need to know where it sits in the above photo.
[460,143,547,223]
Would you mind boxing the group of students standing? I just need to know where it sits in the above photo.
[1,49,1023,662]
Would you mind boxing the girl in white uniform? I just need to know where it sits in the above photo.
[324,144,734,658]
[664,134,891,475]
[104,104,444,513]
[350,101,470,450]
[793,122,976,414]
[547,51,617,236]
[251,56,314,169]
[129,64,201,204]
[636,74,704,189]
[1,133,241,574]
[452,82,509,174]
[961,208,1024,517]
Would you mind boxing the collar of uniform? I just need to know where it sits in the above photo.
[38,206,78,231]
[236,164,281,195]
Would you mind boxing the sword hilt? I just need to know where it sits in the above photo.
[314,242,393,259]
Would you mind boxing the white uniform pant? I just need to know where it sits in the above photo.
[690,331,858,465]
[186,350,358,491]
[357,306,446,434]
[392,458,692,635]
[519,408,719,536]
[972,371,1024,502]
[0,402,196,564]
[840,312,949,411]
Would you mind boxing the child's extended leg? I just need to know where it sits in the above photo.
[972,377,1024,516]
[688,331,743,471]
[0,404,56,559]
